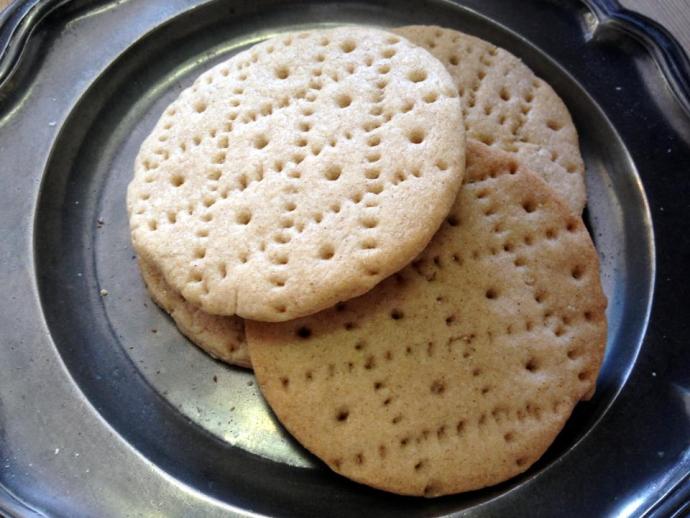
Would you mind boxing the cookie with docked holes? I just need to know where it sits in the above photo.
[128,26,466,322]
[395,25,586,214]
[246,140,606,496]
[128,25,607,498]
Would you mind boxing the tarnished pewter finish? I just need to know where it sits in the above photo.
[0,0,688,516]
[583,0,690,118]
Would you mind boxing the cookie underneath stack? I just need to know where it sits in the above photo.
[139,257,250,368]
[395,26,586,214]
[127,24,607,497]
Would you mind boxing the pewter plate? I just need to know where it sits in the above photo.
[0,0,688,516]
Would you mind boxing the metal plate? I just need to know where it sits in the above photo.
[0,0,688,516]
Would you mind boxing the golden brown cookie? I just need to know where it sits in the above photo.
[139,257,249,368]
[395,25,586,213]
[246,140,607,496]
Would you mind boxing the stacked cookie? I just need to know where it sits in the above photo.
[127,26,606,497]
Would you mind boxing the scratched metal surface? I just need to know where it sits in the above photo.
[0,1,688,516]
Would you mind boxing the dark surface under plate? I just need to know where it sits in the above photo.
[0,0,689,516]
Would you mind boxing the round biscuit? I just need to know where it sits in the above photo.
[246,140,607,496]
[128,27,465,321]
[394,25,586,213]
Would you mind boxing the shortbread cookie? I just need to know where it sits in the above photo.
[139,258,250,368]
[128,27,465,321]
[395,26,585,213]
[247,140,607,496]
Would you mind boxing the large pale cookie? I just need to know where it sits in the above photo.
[139,258,250,368]
[128,27,465,322]
[246,140,607,496]
[395,25,586,213]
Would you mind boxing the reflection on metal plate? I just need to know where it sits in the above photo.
[0,0,688,516]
